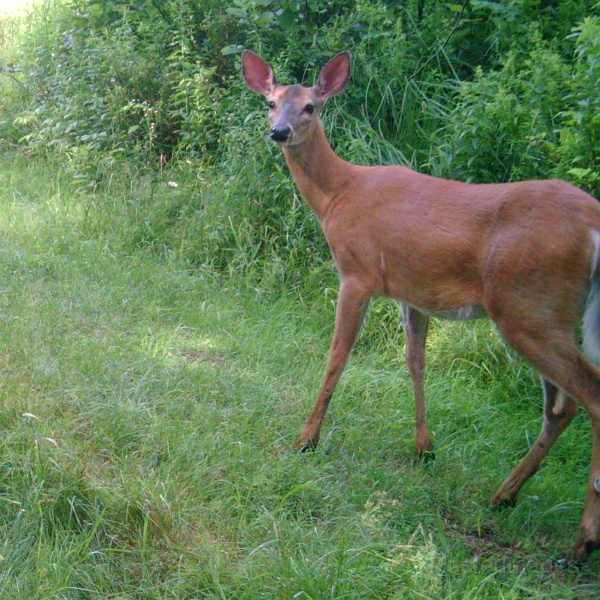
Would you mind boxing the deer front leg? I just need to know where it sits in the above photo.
[295,280,370,452]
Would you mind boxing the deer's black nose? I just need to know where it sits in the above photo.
[270,126,291,142]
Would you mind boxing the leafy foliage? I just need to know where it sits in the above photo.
[433,37,572,183]
[555,15,600,196]
[1,0,599,278]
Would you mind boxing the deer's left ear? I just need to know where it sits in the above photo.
[315,52,351,100]
[242,50,277,96]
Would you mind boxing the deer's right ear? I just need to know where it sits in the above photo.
[242,50,276,96]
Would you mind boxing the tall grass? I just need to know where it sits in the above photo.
[0,155,598,598]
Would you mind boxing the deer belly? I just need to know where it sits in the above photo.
[419,305,487,321]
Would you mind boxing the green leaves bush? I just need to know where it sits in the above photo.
[433,37,572,183]
[1,0,600,284]
[432,13,600,199]
[555,15,600,196]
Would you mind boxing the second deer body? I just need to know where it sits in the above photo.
[242,50,600,563]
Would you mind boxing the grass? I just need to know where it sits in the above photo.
[0,154,598,599]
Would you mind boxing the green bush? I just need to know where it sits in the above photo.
[554,15,600,196]
[11,1,227,177]
[431,14,600,199]
[432,36,572,183]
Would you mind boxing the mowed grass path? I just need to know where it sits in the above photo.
[0,157,598,598]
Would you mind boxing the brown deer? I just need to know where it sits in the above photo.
[242,49,600,563]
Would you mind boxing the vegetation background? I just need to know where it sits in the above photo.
[0,0,600,597]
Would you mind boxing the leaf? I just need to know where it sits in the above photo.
[470,1,507,13]
[225,7,246,18]
[278,8,297,29]
[568,167,592,178]
[221,45,243,56]
[257,11,276,27]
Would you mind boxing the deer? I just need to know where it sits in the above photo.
[242,49,600,563]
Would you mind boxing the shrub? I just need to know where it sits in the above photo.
[554,15,600,196]
[432,36,571,183]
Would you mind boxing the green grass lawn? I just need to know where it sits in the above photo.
[0,156,598,598]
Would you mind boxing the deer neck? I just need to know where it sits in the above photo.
[281,122,351,222]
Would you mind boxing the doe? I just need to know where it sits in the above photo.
[242,49,600,563]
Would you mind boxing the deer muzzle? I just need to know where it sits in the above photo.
[270,125,292,143]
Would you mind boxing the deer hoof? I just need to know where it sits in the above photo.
[570,536,597,566]
[490,493,518,509]
[416,448,435,463]
[294,438,318,453]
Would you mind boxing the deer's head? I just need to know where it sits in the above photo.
[242,51,351,147]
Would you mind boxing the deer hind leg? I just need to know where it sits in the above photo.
[491,378,578,507]
[574,423,600,562]
[402,304,433,456]
[495,323,600,563]
[295,280,370,452]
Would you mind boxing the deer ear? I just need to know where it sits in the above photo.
[242,50,277,96]
[315,52,351,100]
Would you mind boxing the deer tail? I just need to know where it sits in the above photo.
[583,230,600,364]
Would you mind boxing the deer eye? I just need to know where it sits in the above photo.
[304,103,315,114]
[267,101,275,110]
